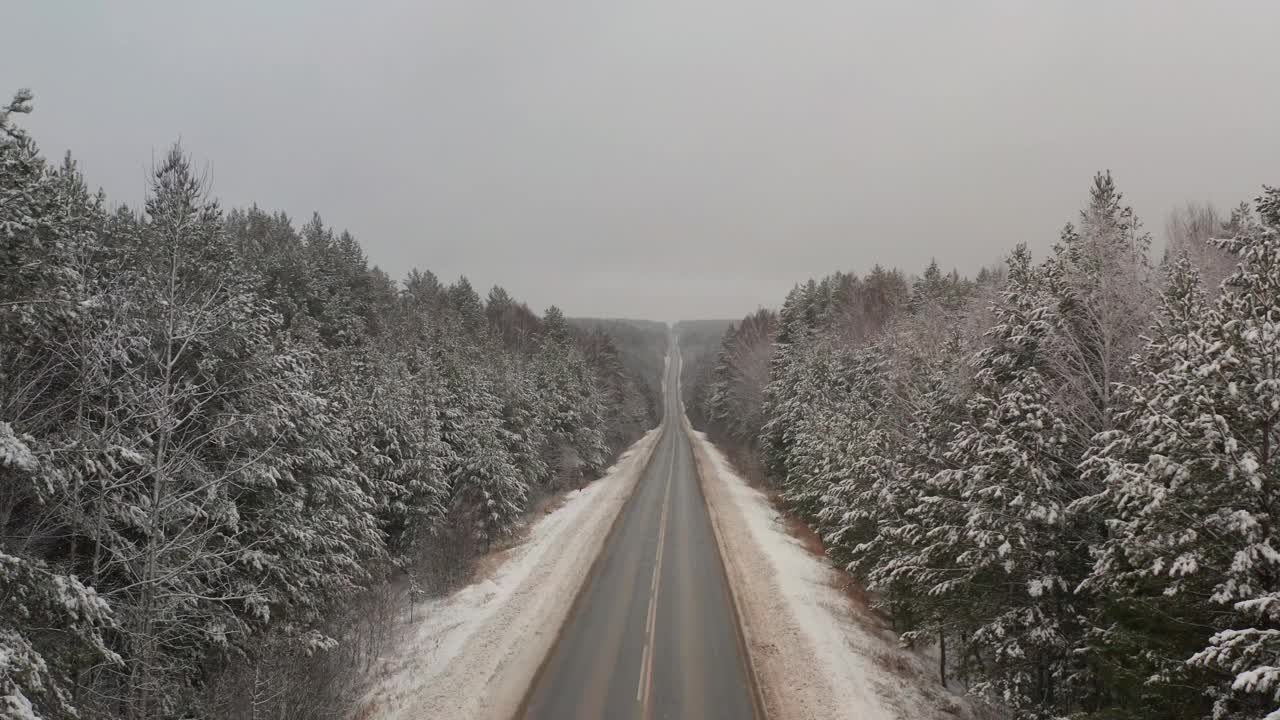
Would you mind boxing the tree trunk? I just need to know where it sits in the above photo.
[939,630,947,686]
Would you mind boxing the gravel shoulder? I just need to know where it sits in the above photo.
[687,421,983,720]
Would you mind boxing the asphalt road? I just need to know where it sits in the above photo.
[520,344,758,720]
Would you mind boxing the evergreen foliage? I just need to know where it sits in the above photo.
[0,91,661,719]
[689,175,1280,719]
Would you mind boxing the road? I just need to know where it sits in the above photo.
[520,344,758,720]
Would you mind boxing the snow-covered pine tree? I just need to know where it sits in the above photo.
[496,353,551,490]
[533,306,608,482]
[224,205,313,330]
[299,214,372,347]
[874,326,978,682]
[761,282,823,484]
[438,348,526,549]
[910,259,971,313]
[931,245,1081,717]
[576,328,649,456]
[1,93,134,719]
[766,341,855,516]
[815,344,909,601]
[485,285,540,353]
[219,340,384,643]
[0,428,119,718]
[371,348,452,552]
[704,323,739,433]
[1082,187,1280,720]
[1072,252,1220,717]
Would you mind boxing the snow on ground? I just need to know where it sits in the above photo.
[357,427,662,720]
[687,422,984,720]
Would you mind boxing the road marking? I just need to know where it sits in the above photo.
[636,643,649,701]
[637,439,677,712]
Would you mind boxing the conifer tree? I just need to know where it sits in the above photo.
[1083,189,1280,719]
[931,246,1080,716]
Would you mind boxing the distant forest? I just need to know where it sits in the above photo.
[687,174,1280,720]
[0,90,666,719]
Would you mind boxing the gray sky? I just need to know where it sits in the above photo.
[4,1,1277,321]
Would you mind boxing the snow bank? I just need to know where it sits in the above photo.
[358,427,662,720]
[687,423,980,720]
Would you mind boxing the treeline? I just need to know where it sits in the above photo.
[689,172,1280,719]
[568,317,670,451]
[0,91,660,719]
[679,317,758,442]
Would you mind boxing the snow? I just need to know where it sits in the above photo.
[687,421,984,720]
[0,422,37,472]
[357,426,662,720]
[0,692,37,720]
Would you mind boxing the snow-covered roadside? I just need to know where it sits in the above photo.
[687,423,980,720]
[357,426,663,720]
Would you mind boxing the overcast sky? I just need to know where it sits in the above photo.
[4,1,1277,320]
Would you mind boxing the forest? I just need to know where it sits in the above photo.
[0,90,664,719]
[687,173,1280,719]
